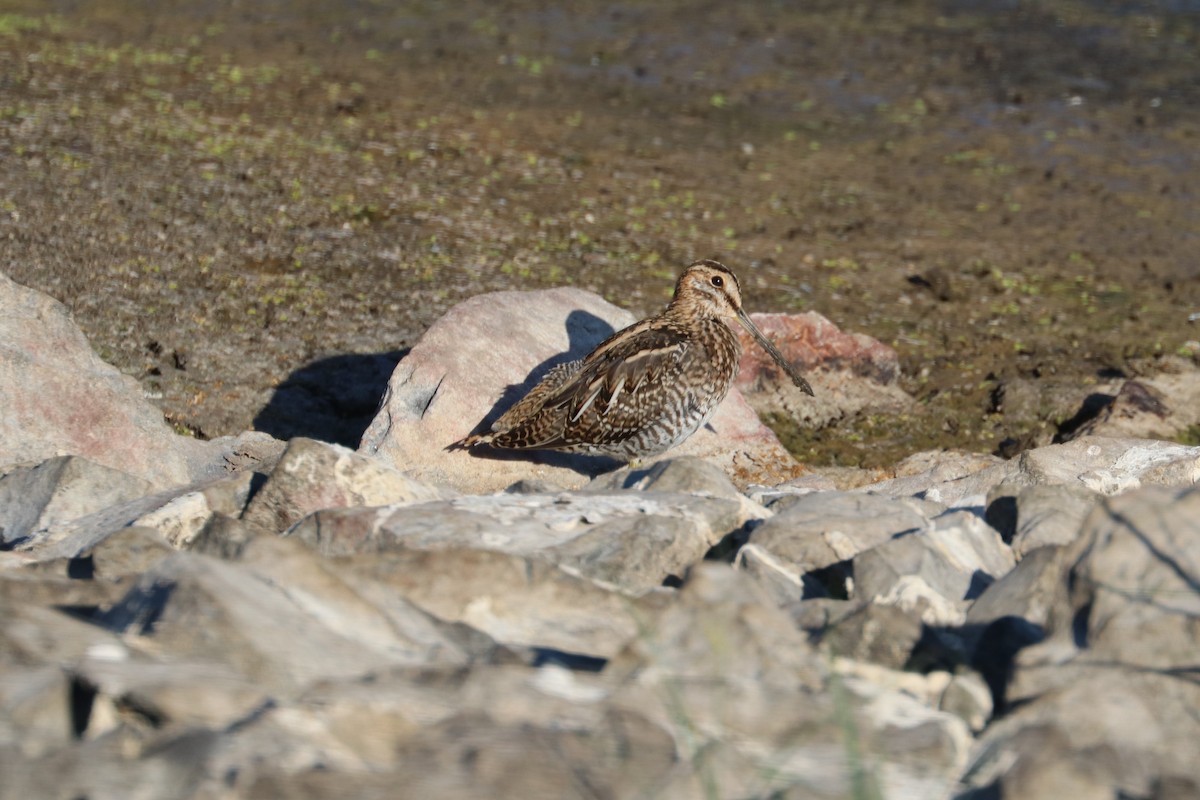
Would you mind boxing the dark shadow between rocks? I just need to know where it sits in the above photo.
[450,309,624,477]
[529,647,608,672]
[253,350,407,447]
[1053,390,1115,442]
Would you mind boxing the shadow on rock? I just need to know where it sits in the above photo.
[253,350,407,447]
[451,310,623,476]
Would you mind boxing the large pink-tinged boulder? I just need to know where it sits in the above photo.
[0,272,211,487]
[360,288,805,493]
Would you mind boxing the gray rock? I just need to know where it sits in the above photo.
[959,485,1200,798]
[984,481,1097,555]
[187,513,259,560]
[309,544,667,658]
[0,666,75,757]
[1008,483,1098,556]
[196,663,676,797]
[0,728,215,800]
[965,544,1068,635]
[241,436,452,534]
[854,511,1015,626]
[1063,484,1200,671]
[288,490,751,592]
[85,525,178,579]
[862,437,1200,509]
[735,542,826,606]
[1,592,129,667]
[233,705,676,800]
[96,537,496,693]
[76,657,269,733]
[13,471,254,563]
[1067,363,1200,442]
[0,563,127,612]
[939,671,994,734]
[747,490,936,574]
[585,454,749,501]
[0,456,152,547]
[818,602,925,669]
[961,668,1200,799]
[858,449,1014,509]
[541,515,707,591]
[130,469,257,548]
[358,286,804,493]
[606,564,970,800]
[1015,436,1200,494]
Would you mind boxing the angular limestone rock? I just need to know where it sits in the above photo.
[0,456,152,548]
[241,437,453,534]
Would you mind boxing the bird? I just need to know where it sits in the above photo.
[455,259,814,461]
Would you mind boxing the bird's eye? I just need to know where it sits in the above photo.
[711,275,724,288]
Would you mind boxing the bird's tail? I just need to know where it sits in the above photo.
[446,432,491,451]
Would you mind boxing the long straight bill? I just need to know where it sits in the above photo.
[736,310,815,396]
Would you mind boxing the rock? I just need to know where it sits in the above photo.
[986,483,1098,557]
[294,543,666,659]
[0,456,152,548]
[358,286,804,493]
[1015,436,1200,494]
[735,542,828,606]
[0,272,285,492]
[857,448,1012,509]
[863,437,1200,508]
[585,454,748,501]
[1066,361,1200,442]
[12,471,255,563]
[0,561,127,611]
[241,437,453,534]
[734,311,913,429]
[0,728,216,800]
[96,537,497,693]
[190,429,286,482]
[959,485,1200,798]
[965,545,1068,641]
[231,700,677,800]
[1,591,130,667]
[832,659,991,735]
[85,525,178,579]
[129,470,257,549]
[0,271,204,488]
[287,489,752,593]
[1062,484,1200,672]
[963,545,1069,707]
[0,666,75,757]
[818,602,925,668]
[991,376,1092,450]
[854,511,1015,626]
[746,490,936,575]
[606,564,971,799]
[188,513,259,560]
[0,272,280,492]
[75,656,269,733]
[939,671,994,734]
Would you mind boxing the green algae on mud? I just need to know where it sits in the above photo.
[1,1,1198,463]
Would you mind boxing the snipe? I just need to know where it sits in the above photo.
[456,259,813,461]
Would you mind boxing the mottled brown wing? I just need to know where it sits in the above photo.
[488,359,583,434]
[497,322,692,450]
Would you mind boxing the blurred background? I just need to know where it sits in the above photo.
[2,0,1197,466]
